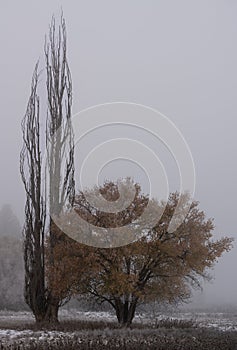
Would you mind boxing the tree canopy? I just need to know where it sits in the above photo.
[47,179,232,325]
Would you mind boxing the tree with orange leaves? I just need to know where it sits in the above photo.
[48,179,233,326]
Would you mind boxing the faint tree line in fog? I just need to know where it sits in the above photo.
[0,204,25,309]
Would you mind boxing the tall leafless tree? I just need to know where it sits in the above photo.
[20,15,74,323]
[44,15,75,322]
[20,63,48,322]
[45,15,74,216]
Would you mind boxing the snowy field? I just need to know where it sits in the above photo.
[1,308,237,336]
[1,309,237,349]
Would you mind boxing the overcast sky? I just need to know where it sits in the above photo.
[0,0,237,307]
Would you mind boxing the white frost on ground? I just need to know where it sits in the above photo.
[0,329,80,345]
[0,310,34,323]
[0,309,237,345]
[161,311,237,332]
[59,309,116,322]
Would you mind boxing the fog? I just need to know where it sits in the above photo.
[0,1,236,307]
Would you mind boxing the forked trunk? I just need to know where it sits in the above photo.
[33,294,60,324]
[114,297,138,326]
[34,304,59,324]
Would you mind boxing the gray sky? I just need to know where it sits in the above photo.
[0,0,237,306]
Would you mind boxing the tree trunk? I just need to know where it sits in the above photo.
[44,303,59,323]
[114,297,138,326]
[34,298,59,324]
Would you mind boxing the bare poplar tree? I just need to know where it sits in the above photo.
[45,15,74,216]
[20,63,48,322]
[44,15,75,322]
[20,15,75,323]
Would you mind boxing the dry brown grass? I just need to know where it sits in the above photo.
[0,319,237,349]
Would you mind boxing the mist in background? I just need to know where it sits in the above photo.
[0,0,236,308]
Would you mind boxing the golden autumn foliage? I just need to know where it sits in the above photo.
[46,179,233,325]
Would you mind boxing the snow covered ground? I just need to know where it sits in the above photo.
[157,311,237,332]
[0,309,237,345]
[59,308,237,331]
